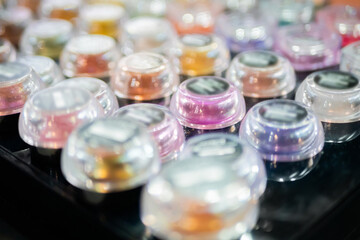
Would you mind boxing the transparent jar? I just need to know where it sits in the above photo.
[215,10,275,54]
[78,3,125,38]
[55,77,119,116]
[40,0,82,23]
[60,34,120,80]
[173,34,230,79]
[121,16,176,56]
[296,70,360,143]
[170,76,246,138]
[19,86,104,149]
[180,133,267,199]
[111,52,179,106]
[275,23,341,71]
[20,19,73,60]
[17,55,64,87]
[317,5,360,47]
[113,103,185,163]
[240,99,324,182]
[340,40,360,78]
[61,118,161,193]
[0,38,16,63]
[142,157,258,240]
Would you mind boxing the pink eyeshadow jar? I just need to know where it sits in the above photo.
[215,10,275,54]
[110,52,179,107]
[55,77,119,117]
[275,23,342,72]
[61,118,160,193]
[226,50,296,109]
[0,38,16,63]
[317,5,360,47]
[141,156,259,240]
[18,86,104,153]
[60,34,120,81]
[113,103,185,163]
[170,76,246,138]
[296,70,360,143]
[340,40,360,79]
[239,99,324,182]
[17,55,64,87]
[120,17,176,56]
[180,133,267,199]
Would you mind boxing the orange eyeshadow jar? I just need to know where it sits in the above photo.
[40,0,81,23]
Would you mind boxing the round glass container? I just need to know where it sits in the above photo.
[78,4,125,38]
[0,6,32,47]
[110,52,178,104]
[180,133,266,198]
[340,40,360,78]
[170,76,246,136]
[20,19,73,60]
[174,34,230,77]
[317,5,360,47]
[0,62,43,116]
[239,99,324,181]
[166,0,223,35]
[17,55,64,87]
[275,23,341,72]
[18,86,104,149]
[60,34,119,79]
[40,0,82,23]
[215,10,275,53]
[226,50,296,98]
[55,77,119,116]
[126,0,166,18]
[0,38,16,63]
[121,17,176,56]
[141,157,258,240]
[17,0,42,14]
[296,70,360,143]
[113,103,185,163]
[61,118,160,193]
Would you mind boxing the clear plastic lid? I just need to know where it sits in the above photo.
[113,103,185,163]
[340,40,360,78]
[239,99,324,162]
[296,70,360,124]
[0,62,44,116]
[317,5,360,47]
[215,10,275,53]
[55,77,119,116]
[170,76,246,130]
[78,4,125,38]
[275,23,341,71]
[166,0,223,35]
[226,50,296,98]
[17,55,64,87]
[141,157,258,240]
[60,34,120,79]
[173,34,230,76]
[0,39,16,63]
[111,52,179,101]
[40,0,81,23]
[20,19,73,60]
[19,86,104,149]
[61,118,161,193]
[121,17,176,56]
[261,0,314,26]
[180,133,266,198]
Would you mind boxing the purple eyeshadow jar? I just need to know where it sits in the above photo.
[141,157,259,240]
[275,23,342,72]
[113,103,185,163]
[239,99,324,182]
[226,50,296,109]
[296,70,360,143]
[340,40,360,79]
[180,133,267,199]
[170,76,246,138]
[215,10,275,55]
